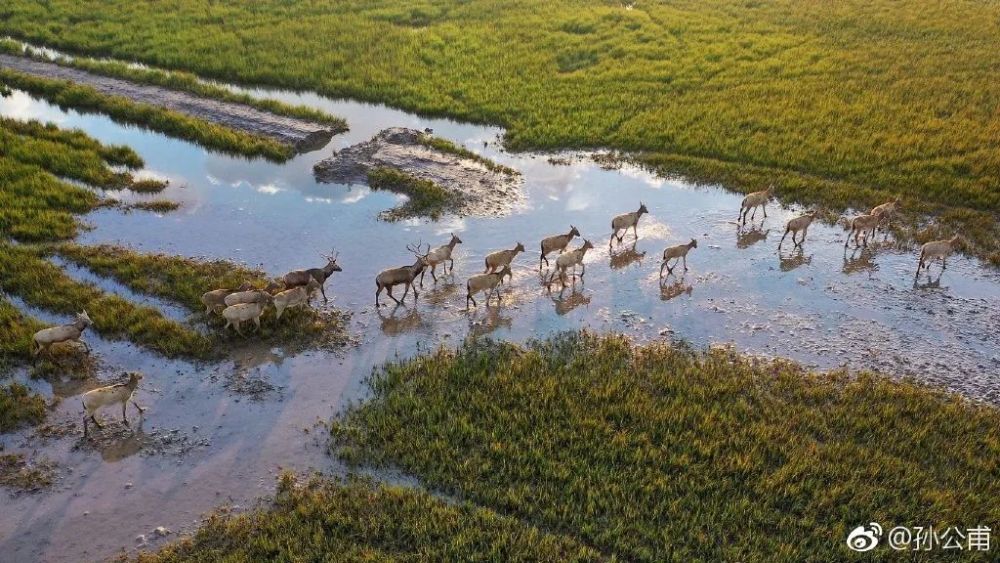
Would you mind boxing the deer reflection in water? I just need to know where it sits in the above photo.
[551,285,591,315]
[736,223,770,249]
[468,306,513,338]
[659,275,693,301]
[609,241,646,271]
[842,246,879,277]
[779,247,813,272]
[377,304,427,336]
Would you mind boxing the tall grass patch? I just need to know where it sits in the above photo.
[333,332,1000,561]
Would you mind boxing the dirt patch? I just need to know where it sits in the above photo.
[313,127,523,217]
[0,54,337,151]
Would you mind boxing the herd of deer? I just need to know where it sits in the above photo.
[27,188,963,433]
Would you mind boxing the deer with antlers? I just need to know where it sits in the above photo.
[282,250,342,302]
[375,242,430,306]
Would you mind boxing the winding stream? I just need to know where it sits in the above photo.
[1,80,999,562]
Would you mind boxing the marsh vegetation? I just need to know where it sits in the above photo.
[1,0,997,258]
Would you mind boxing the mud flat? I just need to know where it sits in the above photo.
[0,54,338,151]
[313,127,522,217]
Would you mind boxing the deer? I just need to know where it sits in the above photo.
[222,301,268,336]
[82,372,144,435]
[375,242,430,306]
[224,287,274,307]
[778,211,817,249]
[32,311,93,359]
[201,282,253,314]
[917,235,962,273]
[610,202,649,247]
[739,186,774,224]
[466,265,511,308]
[843,213,881,248]
[548,239,594,288]
[282,251,342,302]
[272,278,321,321]
[484,242,524,282]
[422,233,463,283]
[660,239,698,277]
[870,198,900,235]
[540,226,581,269]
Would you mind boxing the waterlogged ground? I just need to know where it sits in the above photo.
[2,85,999,562]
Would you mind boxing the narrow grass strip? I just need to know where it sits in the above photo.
[0,67,294,162]
[0,383,46,433]
[0,244,212,358]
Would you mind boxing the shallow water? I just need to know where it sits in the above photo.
[1,83,999,562]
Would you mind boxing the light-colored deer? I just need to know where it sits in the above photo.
[272,278,321,321]
[224,288,273,307]
[843,213,881,248]
[739,186,774,224]
[282,251,342,302]
[917,235,962,273]
[540,226,581,269]
[222,301,268,336]
[660,239,698,276]
[870,198,900,235]
[779,211,817,249]
[423,233,463,283]
[375,242,430,306]
[548,239,595,288]
[466,265,511,308]
[32,310,93,359]
[201,282,252,314]
[484,242,524,282]
[83,372,144,435]
[610,202,648,246]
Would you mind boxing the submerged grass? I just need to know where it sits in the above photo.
[0,68,294,162]
[332,332,1000,561]
[0,383,46,433]
[0,38,347,131]
[367,166,455,221]
[0,452,54,491]
[132,474,599,562]
[1,0,998,245]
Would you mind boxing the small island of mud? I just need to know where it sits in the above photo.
[313,127,522,219]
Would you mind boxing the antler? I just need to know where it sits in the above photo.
[406,239,424,255]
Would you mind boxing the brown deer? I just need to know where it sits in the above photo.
[282,251,342,302]
[375,242,430,306]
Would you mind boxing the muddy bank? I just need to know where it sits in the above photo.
[0,54,337,151]
[313,127,522,217]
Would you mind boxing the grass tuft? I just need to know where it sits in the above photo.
[0,383,47,433]
[367,166,456,221]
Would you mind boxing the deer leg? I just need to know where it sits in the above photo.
[467,291,475,308]
[91,413,103,430]
[83,416,89,436]
[122,403,129,425]
[659,261,667,277]
[81,339,91,354]
[580,262,586,277]
[609,232,616,248]
[431,265,438,282]
[779,228,789,248]
[133,400,145,414]
[376,285,383,306]
[320,284,328,302]
[253,316,262,333]
[387,286,401,305]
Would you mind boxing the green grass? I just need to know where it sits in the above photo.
[0,244,213,359]
[0,383,47,433]
[1,1,997,238]
[0,68,294,162]
[0,38,348,131]
[126,200,180,213]
[53,244,351,351]
[132,474,599,562]
[419,135,517,175]
[0,296,44,365]
[367,166,456,221]
[332,332,1000,561]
